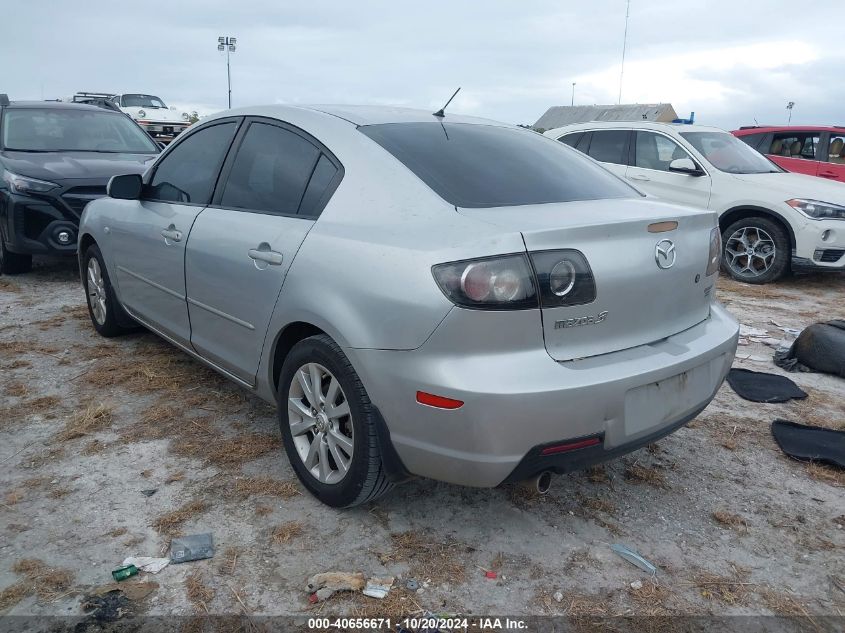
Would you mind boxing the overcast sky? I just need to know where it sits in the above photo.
[5,0,843,129]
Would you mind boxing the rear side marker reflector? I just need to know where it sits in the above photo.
[416,391,464,410]
[540,436,602,455]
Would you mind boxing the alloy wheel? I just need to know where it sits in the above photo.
[724,226,776,278]
[86,258,108,325]
[287,362,354,485]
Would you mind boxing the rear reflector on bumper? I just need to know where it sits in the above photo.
[540,436,602,455]
[416,391,464,410]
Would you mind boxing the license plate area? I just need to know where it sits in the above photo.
[624,364,712,437]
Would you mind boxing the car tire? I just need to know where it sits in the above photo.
[278,334,393,508]
[0,231,33,275]
[721,216,790,284]
[82,244,135,337]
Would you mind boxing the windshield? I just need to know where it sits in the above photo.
[680,131,780,174]
[360,122,638,208]
[2,108,160,153]
[121,94,167,108]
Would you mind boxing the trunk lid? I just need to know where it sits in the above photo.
[458,198,717,361]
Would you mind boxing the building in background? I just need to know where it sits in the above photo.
[534,103,678,132]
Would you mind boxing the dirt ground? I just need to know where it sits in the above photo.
[1,258,843,626]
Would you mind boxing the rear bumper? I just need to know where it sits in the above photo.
[349,303,739,488]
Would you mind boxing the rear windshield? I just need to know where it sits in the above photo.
[359,122,637,208]
[2,108,159,153]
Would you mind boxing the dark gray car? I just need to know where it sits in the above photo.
[0,98,159,274]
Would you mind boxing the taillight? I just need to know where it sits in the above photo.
[706,227,721,276]
[431,254,538,310]
[529,249,596,308]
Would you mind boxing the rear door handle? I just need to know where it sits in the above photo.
[628,174,650,182]
[161,226,182,242]
[248,249,284,266]
[819,172,838,179]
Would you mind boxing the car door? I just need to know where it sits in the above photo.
[818,131,845,182]
[184,117,343,384]
[625,131,712,209]
[583,129,630,178]
[765,131,821,177]
[110,119,240,344]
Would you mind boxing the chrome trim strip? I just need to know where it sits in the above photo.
[122,305,256,390]
[117,266,185,301]
[187,297,255,331]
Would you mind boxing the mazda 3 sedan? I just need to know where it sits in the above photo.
[78,105,739,507]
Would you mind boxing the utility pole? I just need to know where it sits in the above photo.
[786,101,795,125]
[618,0,631,105]
[571,82,576,106]
[218,36,237,109]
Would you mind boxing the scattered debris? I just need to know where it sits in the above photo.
[171,533,214,563]
[363,576,394,599]
[111,565,138,581]
[739,324,768,337]
[775,320,845,377]
[726,369,808,403]
[771,420,845,470]
[306,571,365,602]
[630,580,643,590]
[484,570,498,579]
[92,581,158,601]
[553,590,563,603]
[122,557,170,574]
[405,579,419,591]
[611,544,657,575]
[140,489,157,497]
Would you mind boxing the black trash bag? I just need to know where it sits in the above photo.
[774,320,845,378]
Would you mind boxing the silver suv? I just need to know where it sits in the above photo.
[79,105,739,507]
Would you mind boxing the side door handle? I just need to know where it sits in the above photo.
[628,174,650,182]
[819,171,838,179]
[161,225,182,243]
[248,248,284,266]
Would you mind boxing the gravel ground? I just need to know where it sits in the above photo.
[1,258,843,625]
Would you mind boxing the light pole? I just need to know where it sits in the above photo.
[571,82,576,106]
[218,36,237,109]
[786,101,795,125]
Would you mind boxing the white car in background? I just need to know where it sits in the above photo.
[111,93,190,144]
[545,122,845,284]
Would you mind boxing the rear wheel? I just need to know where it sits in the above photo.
[0,231,33,275]
[82,244,135,337]
[721,216,790,284]
[278,334,392,507]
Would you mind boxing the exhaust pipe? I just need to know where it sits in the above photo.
[522,471,552,495]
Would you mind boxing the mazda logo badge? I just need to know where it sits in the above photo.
[655,239,676,269]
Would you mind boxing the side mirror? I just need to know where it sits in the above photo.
[107,173,143,200]
[669,157,704,176]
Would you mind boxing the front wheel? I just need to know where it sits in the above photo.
[278,335,393,507]
[82,244,135,337]
[721,216,790,284]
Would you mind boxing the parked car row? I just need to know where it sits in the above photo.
[545,121,845,283]
[733,125,845,183]
[71,92,191,143]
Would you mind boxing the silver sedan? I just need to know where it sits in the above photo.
[78,105,739,507]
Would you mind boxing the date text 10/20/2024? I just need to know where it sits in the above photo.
[307,617,529,630]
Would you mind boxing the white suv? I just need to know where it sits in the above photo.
[544,121,845,283]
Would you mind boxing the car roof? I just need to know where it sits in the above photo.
[208,104,511,128]
[733,125,845,134]
[3,100,115,112]
[544,120,726,136]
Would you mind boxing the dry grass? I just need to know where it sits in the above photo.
[691,565,752,605]
[580,495,617,515]
[152,500,210,535]
[254,504,273,517]
[4,359,31,369]
[234,476,300,499]
[61,304,90,321]
[217,547,242,576]
[0,582,30,611]
[55,403,113,441]
[270,521,304,544]
[386,531,467,585]
[4,490,23,505]
[185,571,214,612]
[9,559,74,602]
[712,510,750,533]
[346,587,422,619]
[165,471,185,484]
[626,579,676,616]
[585,465,610,484]
[21,447,65,469]
[624,463,667,488]
[82,439,107,455]
[36,314,67,331]
[5,382,29,398]
[757,587,817,618]
[0,278,22,293]
[805,462,845,487]
[105,527,128,538]
[0,340,61,358]
[47,487,73,500]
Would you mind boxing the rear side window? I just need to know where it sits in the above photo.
[298,154,339,217]
[220,122,320,215]
[558,132,583,147]
[769,131,820,161]
[587,130,629,165]
[147,121,237,204]
[360,123,636,208]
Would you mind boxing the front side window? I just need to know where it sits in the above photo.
[121,94,167,109]
[360,122,637,208]
[220,122,321,215]
[147,121,237,203]
[587,130,629,165]
[827,132,845,164]
[1,108,159,153]
[680,131,780,174]
[634,131,693,172]
[768,132,820,160]
[736,132,766,151]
